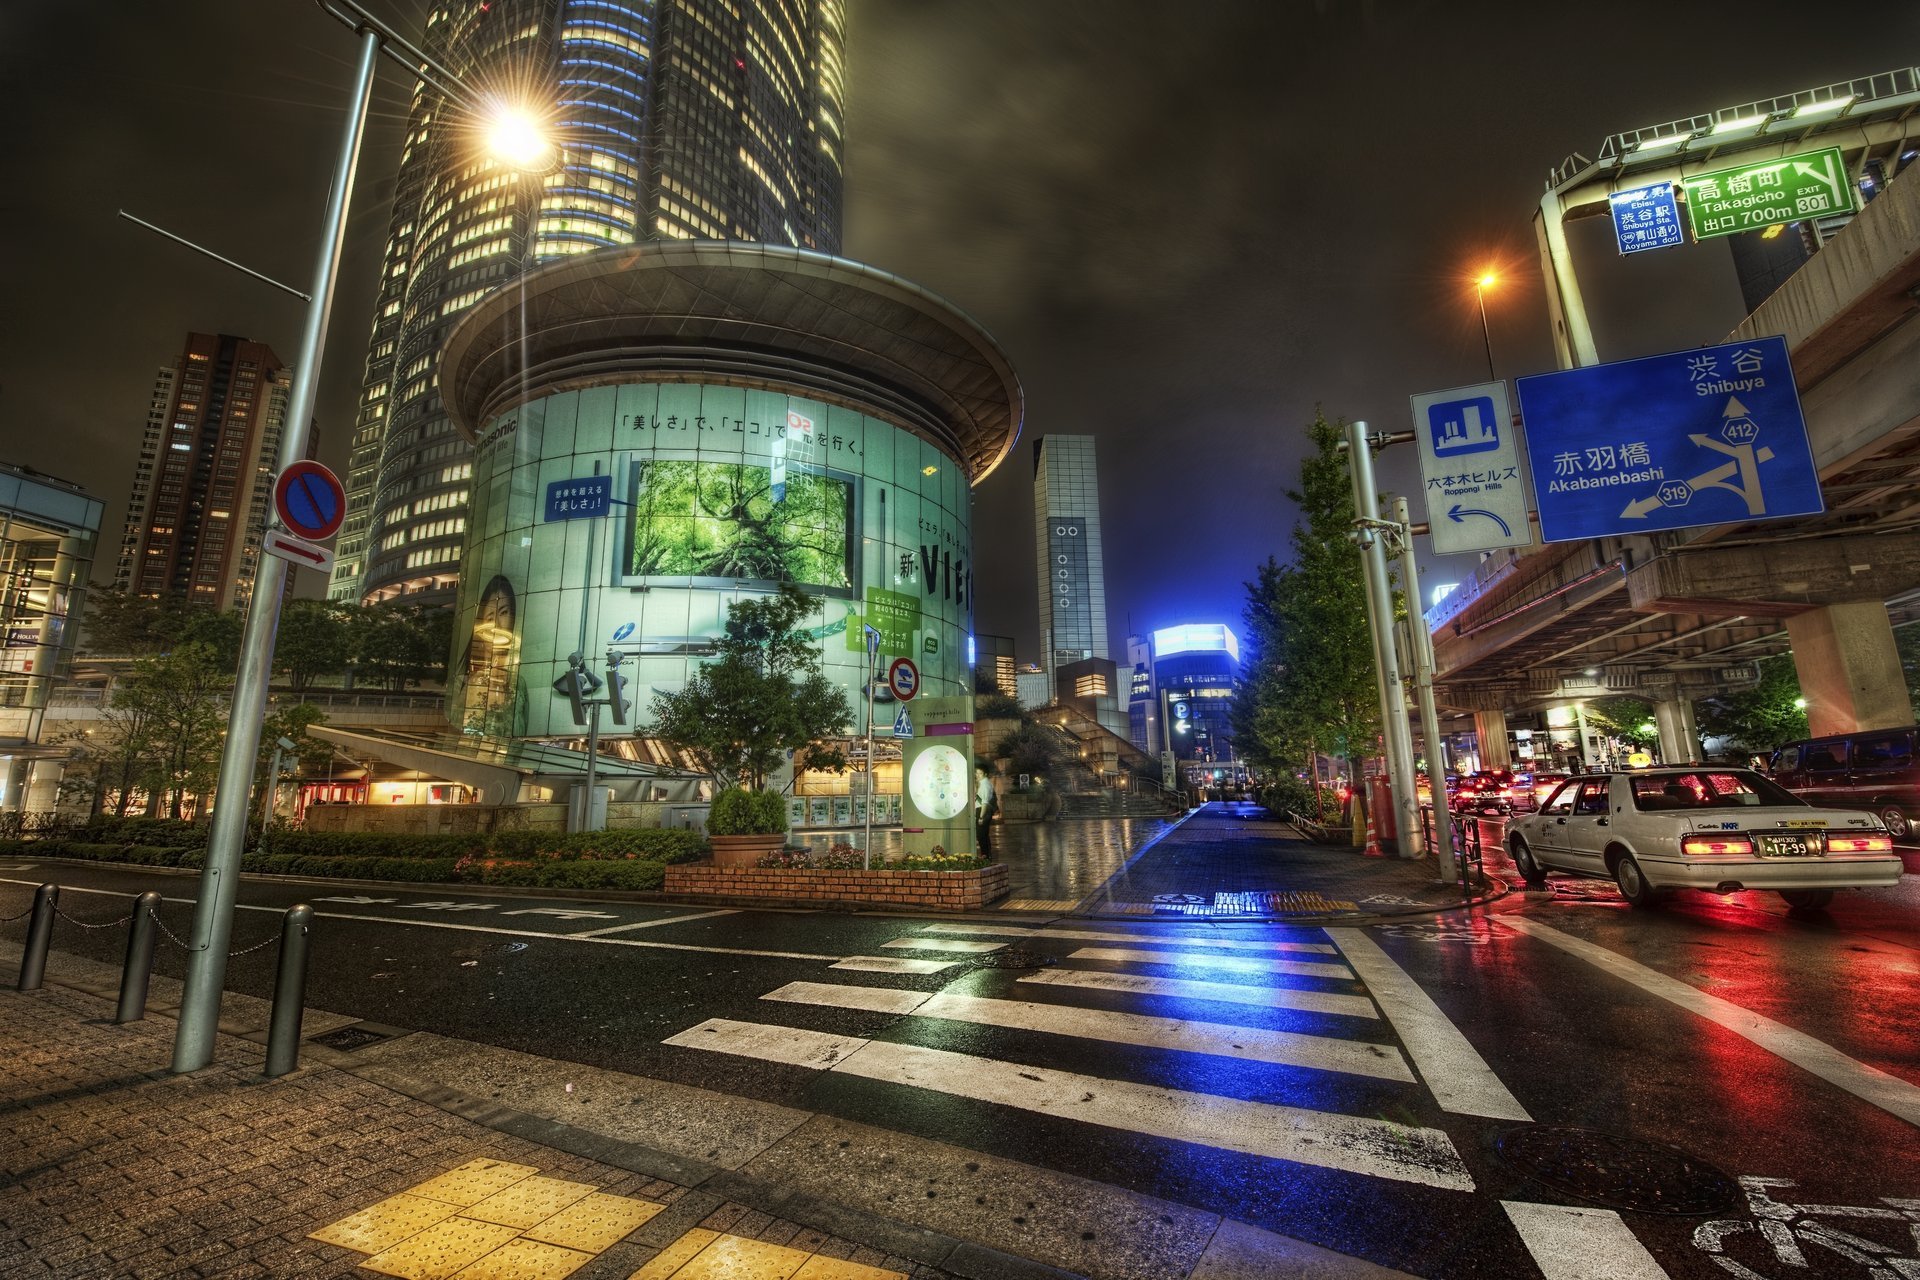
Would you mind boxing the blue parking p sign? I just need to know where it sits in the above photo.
[1516,335,1822,543]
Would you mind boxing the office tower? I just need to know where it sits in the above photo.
[1125,632,1155,754]
[973,633,1017,698]
[1032,435,1111,701]
[113,334,290,611]
[332,0,849,608]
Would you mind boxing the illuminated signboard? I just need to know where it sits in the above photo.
[1152,623,1240,665]
[1682,147,1855,241]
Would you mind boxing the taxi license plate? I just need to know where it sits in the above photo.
[1757,834,1815,858]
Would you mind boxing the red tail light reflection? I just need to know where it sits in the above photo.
[1826,833,1893,853]
[1682,834,1756,856]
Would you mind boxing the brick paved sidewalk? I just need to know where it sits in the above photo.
[0,984,953,1280]
[1073,804,1502,920]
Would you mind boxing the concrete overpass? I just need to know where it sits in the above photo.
[1427,71,1920,765]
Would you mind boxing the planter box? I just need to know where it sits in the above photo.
[664,862,1011,912]
[708,833,788,867]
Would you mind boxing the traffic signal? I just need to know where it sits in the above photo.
[551,652,602,726]
[604,650,631,725]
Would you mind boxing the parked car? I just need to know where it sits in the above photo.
[1451,774,1514,816]
[1507,768,1901,910]
[1769,726,1919,840]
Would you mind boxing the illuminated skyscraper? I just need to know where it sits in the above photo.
[114,334,291,611]
[1032,434,1112,706]
[332,0,848,606]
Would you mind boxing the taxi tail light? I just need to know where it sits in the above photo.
[1826,833,1893,853]
[1682,834,1756,856]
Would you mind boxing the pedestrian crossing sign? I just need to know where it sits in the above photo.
[893,706,914,738]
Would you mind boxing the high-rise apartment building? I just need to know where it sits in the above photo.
[332,0,849,607]
[1032,435,1111,702]
[113,334,290,611]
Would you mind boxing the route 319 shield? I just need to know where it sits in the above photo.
[1411,380,1536,555]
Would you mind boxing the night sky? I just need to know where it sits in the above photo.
[1,1,1912,662]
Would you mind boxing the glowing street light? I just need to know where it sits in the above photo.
[486,106,555,171]
[1473,271,1498,382]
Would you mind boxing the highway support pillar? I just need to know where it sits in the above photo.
[1785,601,1912,738]
[1473,709,1513,771]
[1654,698,1700,765]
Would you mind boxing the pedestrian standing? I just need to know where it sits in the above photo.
[975,766,997,860]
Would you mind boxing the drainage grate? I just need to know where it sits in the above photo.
[968,947,1056,971]
[1495,1126,1741,1216]
[309,1025,394,1052]
[1142,891,1361,917]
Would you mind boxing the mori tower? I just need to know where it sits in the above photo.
[330,0,847,607]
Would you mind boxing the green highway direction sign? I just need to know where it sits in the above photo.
[1682,147,1856,241]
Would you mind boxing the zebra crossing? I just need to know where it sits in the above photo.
[661,920,1528,1193]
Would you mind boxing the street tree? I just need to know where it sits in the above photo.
[117,641,232,819]
[651,586,851,789]
[275,600,353,694]
[1231,412,1380,824]
[1696,655,1808,756]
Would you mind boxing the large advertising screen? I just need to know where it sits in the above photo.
[616,458,854,594]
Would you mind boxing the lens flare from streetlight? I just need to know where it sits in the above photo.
[1477,272,1497,289]
[487,107,552,170]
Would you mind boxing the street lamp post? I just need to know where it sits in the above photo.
[1474,273,1498,382]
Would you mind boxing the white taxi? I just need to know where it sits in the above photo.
[1506,768,1902,910]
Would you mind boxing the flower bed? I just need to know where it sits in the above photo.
[664,862,1009,910]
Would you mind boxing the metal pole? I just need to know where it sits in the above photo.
[1393,497,1457,884]
[116,892,162,1023]
[17,884,57,991]
[1346,422,1422,858]
[581,696,603,833]
[263,904,313,1078]
[172,25,381,1075]
[261,743,284,845]
[862,651,877,870]
[1475,286,1497,383]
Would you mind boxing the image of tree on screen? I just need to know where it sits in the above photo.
[625,460,851,588]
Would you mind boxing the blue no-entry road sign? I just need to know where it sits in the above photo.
[273,460,346,542]
[1609,182,1685,255]
[544,475,612,521]
[1516,335,1822,543]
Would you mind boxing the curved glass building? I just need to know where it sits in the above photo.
[331,0,847,608]
[436,242,1021,741]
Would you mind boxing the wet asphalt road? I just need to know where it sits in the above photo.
[2,843,1917,1280]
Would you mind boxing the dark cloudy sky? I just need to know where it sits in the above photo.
[2,1,1913,661]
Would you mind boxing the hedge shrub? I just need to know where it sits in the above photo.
[706,788,788,835]
[486,828,704,863]
[260,831,489,859]
[77,817,208,847]
[472,859,666,891]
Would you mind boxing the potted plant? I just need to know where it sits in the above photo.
[706,786,790,866]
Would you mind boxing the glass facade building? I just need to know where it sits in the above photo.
[332,0,848,609]
[1153,623,1242,780]
[113,334,289,612]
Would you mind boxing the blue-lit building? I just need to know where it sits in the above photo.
[1149,623,1245,788]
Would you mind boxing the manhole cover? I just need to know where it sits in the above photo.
[969,947,1056,971]
[1496,1126,1740,1215]
[310,1025,391,1052]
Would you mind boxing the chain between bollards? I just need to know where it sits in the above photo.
[263,904,313,1079]
[116,892,163,1024]
[16,885,58,991]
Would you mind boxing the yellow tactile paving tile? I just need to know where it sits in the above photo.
[446,1237,597,1280]
[627,1227,720,1280]
[664,1232,813,1279]
[523,1191,667,1252]
[460,1175,600,1229]
[788,1256,906,1280]
[407,1158,542,1207]
[360,1217,523,1280]
[308,1191,459,1254]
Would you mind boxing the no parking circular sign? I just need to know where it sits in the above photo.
[273,460,346,542]
[887,657,919,701]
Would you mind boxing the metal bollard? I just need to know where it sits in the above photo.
[263,904,313,1079]
[17,884,58,991]
[116,892,163,1023]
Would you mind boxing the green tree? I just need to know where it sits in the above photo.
[1583,695,1660,754]
[353,601,451,691]
[256,702,330,822]
[1230,412,1380,808]
[117,641,232,819]
[650,586,852,789]
[275,599,352,694]
[79,590,240,659]
[1696,655,1808,756]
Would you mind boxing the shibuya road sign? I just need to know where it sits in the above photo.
[1682,147,1855,241]
[1516,335,1822,542]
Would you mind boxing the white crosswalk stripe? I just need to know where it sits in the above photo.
[761,981,1413,1080]
[1067,945,1354,980]
[915,922,1340,955]
[830,956,964,975]
[661,920,1527,1192]
[1016,968,1379,1019]
[663,1018,1473,1190]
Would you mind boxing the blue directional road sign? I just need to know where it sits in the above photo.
[1516,335,1822,543]
[1411,380,1533,555]
[543,475,611,522]
[1609,182,1685,255]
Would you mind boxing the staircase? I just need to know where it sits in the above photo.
[1058,789,1183,819]
[1032,704,1184,818]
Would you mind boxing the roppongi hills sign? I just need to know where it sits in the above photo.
[449,381,980,739]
